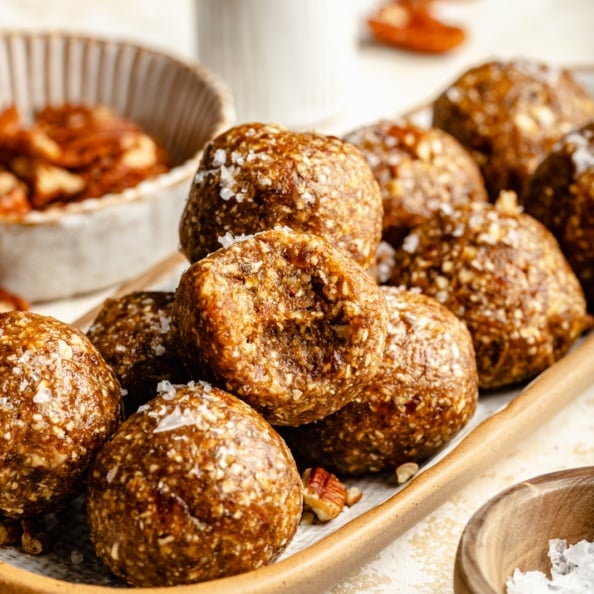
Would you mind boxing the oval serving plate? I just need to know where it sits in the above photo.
[1,66,594,594]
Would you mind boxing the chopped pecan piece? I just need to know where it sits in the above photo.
[20,519,50,555]
[346,486,363,507]
[10,157,85,208]
[302,467,347,522]
[0,287,29,312]
[396,461,419,485]
[0,169,30,215]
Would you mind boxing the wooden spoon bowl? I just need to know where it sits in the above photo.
[454,466,594,594]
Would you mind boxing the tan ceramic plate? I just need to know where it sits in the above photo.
[0,32,234,303]
[0,67,593,594]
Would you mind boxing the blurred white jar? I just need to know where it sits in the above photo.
[195,0,357,129]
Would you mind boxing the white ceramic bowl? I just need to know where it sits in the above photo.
[0,32,234,303]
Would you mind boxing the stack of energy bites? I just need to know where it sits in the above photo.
[0,57,592,588]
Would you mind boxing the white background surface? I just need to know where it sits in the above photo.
[1,1,593,592]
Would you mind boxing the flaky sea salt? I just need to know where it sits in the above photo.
[506,539,594,594]
[32,384,52,403]
[212,148,226,166]
[153,405,197,433]
[217,231,254,248]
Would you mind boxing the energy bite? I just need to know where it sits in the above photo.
[344,119,488,247]
[521,122,594,310]
[0,311,122,518]
[389,192,591,389]
[282,286,478,476]
[179,122,383,269]
[87,291,190,416]
[433,59,594,200]
[86,381,303,587]
[172,227,389,426]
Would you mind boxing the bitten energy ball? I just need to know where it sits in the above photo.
[173,227,389,426]
[282,286,478,476]
[433,59,594,200]
[0,311,122,518]
[389,193,591,389]
[87,291,190,416]
[86,381,303,587]
[344,119,488,247]
[179,122,383,269]
[521,122,594,310]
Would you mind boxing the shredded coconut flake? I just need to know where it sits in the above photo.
[402,233,420,253]
[33,385,52,404]
[152,344,166,356]
[106,466,118,484]
[301,191,315,205]
[158,313,171,333]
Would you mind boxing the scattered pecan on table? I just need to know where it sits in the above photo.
[368,0,467,54]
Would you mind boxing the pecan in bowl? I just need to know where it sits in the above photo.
[0,32,233,303]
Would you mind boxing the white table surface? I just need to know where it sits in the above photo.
[2,1,594,592]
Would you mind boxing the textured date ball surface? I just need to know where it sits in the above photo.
[433,59,594,200]
[179,122,383,269]
[87,291,189,416]
[173,228,389,426]
[521,122,594,311]
[86,381,303,587]
[344,119,488,247]
[0,311,122,518]
[283,287,478,475]
[389,195,590,389]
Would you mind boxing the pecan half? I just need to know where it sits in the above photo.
[368,1,466,54]
[302,467,347,522]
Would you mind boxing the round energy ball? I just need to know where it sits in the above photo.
[87,291,190,417]
[388,193,591,389]
[173,227,389,426]
[282,286,478,476]
[179,122,383,269]
[0,311,122,518]
[344,119,488,247]
[86,381,303,587]
[433,59,594,200]
[521,122,594,310]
